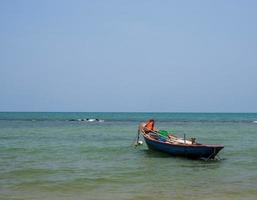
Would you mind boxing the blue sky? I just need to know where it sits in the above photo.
[1,0,257,112]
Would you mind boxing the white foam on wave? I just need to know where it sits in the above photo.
[87,119,96,122]
[69,118,104,122]
[252,121,257,123]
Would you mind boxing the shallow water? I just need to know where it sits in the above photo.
[0,113,257,200]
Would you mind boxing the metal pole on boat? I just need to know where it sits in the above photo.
[134,129,140,146]
[134,125,143,146]
[184,134,186,144]
[136,129,140,144]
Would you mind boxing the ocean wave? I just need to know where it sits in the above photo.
[0,119,255,124]
[0,118,105,122]
[68,118,104,122]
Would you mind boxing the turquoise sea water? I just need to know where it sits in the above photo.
[0,112,257,200]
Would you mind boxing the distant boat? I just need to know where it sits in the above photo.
[137,121,224,160]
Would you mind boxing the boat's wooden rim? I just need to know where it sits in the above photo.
[143,133,224,149]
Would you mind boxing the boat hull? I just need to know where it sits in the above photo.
[143,135,224,159]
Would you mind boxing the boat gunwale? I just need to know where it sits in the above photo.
[143,134,224,149]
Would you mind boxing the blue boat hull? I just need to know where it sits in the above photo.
[143,135,224,159]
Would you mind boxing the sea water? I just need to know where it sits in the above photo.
[0,112,257,200]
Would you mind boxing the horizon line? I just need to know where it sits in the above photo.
[1,111,257,114]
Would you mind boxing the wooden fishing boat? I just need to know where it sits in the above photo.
[137,122,224,160]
